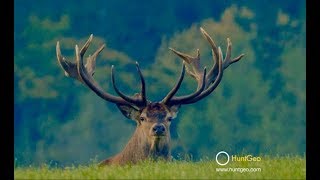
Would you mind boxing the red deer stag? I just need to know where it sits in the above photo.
[56,27,244,166]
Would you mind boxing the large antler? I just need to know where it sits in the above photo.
[56,35,147,108]
[162,27,245,106]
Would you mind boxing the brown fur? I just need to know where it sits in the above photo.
[99,103,175,166]
[56,29,244,167]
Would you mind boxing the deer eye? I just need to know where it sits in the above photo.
[167,117,173,122]
[140,117,145,122]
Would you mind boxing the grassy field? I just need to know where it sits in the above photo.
[14,156,305,179]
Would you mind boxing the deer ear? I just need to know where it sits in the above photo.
[116,104,141,120]
[169,105,180,119]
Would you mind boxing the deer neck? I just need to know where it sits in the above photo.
[119,127,171,163]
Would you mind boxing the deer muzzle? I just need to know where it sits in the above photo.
[151,123,166,137]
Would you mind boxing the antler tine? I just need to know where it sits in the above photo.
[80,34,93,57]
[161,63,186,104]
[168,47,197,64]
[166,67,207,106]
[169,48,203,89]
[223,38,245,69]
[202,28,245,85]
[56,34,104,81]
[56,41,82,81]
[200,27,219,87]
[225,38,232,65]
[111,65,146,107]
[85,43,105,76]
[199,27,219,63]
[135,62,147,106]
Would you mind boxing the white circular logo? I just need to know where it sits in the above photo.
[216,151,230,166]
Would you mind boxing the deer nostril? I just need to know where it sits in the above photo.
[153,126,157,132]
[153,124,165,134]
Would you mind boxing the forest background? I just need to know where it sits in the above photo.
[14,0,305,166]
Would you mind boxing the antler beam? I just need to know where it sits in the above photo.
[56,35,147,108]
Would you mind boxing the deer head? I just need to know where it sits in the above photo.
[56,27,244,165]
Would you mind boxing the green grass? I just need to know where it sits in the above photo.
[14,156,305,179]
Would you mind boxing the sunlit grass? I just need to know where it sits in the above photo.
[14,155,305,179]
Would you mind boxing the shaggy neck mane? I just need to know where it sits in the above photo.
[100,126,170,165]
